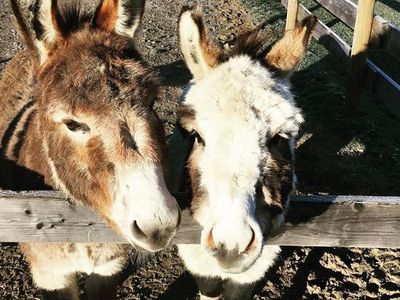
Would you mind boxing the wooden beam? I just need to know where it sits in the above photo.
[346,0,376,112]
[0,190,201,244]
[1,191,400,248]
[313,0,357,29]
[311,0,398,59]
[285,0,299,31]
[272,195,400,248]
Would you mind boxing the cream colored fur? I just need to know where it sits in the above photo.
[178,244,280,284]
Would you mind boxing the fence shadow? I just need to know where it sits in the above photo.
[0,157,51,190]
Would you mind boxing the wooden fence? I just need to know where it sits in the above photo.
[282,0,400,116]
[1,190,400,248]
[0,0,399,249]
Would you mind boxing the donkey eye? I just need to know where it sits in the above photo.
[63,119,90,133]
[192,131,205,146]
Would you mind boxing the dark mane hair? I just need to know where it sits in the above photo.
[224,24,279,63]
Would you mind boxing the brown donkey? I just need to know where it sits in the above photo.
[1,0,180,298]
[177,7,316,300]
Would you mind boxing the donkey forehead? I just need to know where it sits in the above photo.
[41,53,156,109]
[184,56,293,135]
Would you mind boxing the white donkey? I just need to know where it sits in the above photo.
[177,7,316,299]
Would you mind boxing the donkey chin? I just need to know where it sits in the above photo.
[199,215,265,273]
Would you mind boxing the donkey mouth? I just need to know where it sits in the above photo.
[126,232,175,253]
[216,252,263,274]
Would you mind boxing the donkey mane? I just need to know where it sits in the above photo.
[229,24,273,61]
[179,6,317,78]
[179,6,276,66]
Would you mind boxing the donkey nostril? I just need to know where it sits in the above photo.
[244,227,256,253]
[132,220,148,240]
[205,228,217,250]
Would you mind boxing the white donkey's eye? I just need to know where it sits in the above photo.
[192,130,205,146]
[63,119,90,133]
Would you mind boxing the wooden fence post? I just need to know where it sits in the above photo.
[346,0,376,113]
[285,0,299,30]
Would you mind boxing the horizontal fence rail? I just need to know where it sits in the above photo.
[1,191,400,248]
[313,0,400,60]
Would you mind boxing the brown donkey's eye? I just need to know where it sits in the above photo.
[120,123,138,150]
[63,119,90,133]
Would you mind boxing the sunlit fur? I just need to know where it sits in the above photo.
[3,0,179,297]
[177,6,316,297]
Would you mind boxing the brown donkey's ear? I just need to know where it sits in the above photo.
[16,0,144,64]
[265,15,317,78]
[94,0,144,37]
[15,0,59,64]
[178,7,222,81]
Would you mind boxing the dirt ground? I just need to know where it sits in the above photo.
[1,0,400,299]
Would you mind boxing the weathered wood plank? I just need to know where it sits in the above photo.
[1,191,400,248]
[314,0,357,29]
[0,190,201,244]
[272,198,400,248]
[310,0,398,60]
[346,0,376,112]
[285,0,299,31]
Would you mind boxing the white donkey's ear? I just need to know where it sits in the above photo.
[94,0,144,38]
[265,15,317,78]
[178,7,222,81]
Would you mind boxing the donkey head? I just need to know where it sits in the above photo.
[178,7,316,272]
[19,0,180,251]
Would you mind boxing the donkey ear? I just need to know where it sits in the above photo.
[94,0,144,37]
[178,7,222,81]
[265,15,317,78]
[15,0,90,64]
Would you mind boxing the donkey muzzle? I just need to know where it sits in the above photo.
[200,217,263,273]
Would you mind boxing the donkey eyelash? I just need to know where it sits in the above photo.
[191,130,205,146]
[63,119,90,133]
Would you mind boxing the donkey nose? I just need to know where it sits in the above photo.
[131,208,181,252]
[202,221,259,271]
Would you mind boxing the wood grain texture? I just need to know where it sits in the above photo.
[1,191,400,247]
[285,0,299,31]
[312,0,397,57]
[314,0,357,29]
[345,0,376,111]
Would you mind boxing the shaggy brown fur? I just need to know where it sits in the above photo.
[2,1,170,299]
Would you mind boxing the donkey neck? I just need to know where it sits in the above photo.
[0,50,55,190]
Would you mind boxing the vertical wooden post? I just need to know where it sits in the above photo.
[346,0,376,113]
[285,0,299,31]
